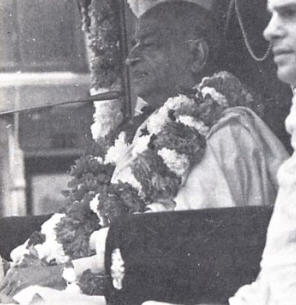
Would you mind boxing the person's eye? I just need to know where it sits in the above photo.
[280,7,296,19]
[142,41,157,49]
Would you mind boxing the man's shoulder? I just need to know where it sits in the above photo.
[208,106,267,140]
[207,106,288,160]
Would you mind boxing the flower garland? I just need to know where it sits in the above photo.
[78,0,121,90]
[10,71,255,295]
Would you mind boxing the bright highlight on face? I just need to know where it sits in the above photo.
[264,0,296,85]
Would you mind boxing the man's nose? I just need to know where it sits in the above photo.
[263,14,284,42]
[125,44,141,67]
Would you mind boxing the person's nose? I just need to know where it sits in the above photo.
[263,14,285,42]
[125,43,141,67]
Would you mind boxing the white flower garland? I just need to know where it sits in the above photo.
[158,148,190,177]
[104,132,129,165]
[90,88,124,141]
[10,213,69,265]
[103,94,211,189]
[177,115,209,136]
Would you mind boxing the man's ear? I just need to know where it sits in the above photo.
[188,39,209,75]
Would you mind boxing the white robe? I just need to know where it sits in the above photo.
[175,106,287,209]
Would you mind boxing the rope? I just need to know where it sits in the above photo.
[226,0,272,62]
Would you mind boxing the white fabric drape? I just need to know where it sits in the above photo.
[175,107,287,210]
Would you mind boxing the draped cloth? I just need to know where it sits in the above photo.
[113,106,288,210]
[229,91,296,305]
[175,107,288,210]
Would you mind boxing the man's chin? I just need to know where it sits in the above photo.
[132,83,151,100]
[277,68,296,86]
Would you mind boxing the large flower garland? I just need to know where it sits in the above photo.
[78,0,121,90]
[10,71,254,295]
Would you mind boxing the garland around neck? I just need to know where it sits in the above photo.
[90,71,254,225]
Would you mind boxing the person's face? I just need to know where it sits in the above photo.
[264,0,296,85]
[126,15,193,108]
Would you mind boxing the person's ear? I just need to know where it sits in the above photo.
[188,38,209,74]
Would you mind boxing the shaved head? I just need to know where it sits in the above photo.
[141,1,220,60]
[126,1,221,108]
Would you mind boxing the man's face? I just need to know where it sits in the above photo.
[126,15,193,108]
[264,0,296,85]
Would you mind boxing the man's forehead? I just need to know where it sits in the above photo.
[127,0,213,18]
[268,0,296,11]
[136,16,166,38]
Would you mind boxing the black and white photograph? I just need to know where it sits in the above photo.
[0,0,295,304]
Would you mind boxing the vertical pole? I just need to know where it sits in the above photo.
[117,0,132,119]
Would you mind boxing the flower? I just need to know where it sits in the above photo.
[111,248,125,290]
[34,241,68,264]
[10,241,30,265]
[11,213,70,265]
[65,283,82,294]
[132,135,152,157]
[158,148,190,177]
[34,213,69,264]
[80,0,121,89]
[89,195,105,226]
[146,107,170,135]
[40,213,65,237]
[177,115,209,136]
[89,194,100,214]
[104,132,129,165]
[164,94,196,113]
[201,86,228,107]
[63,263,82,294]
[94,156,103,163]
[112,167,142,193]
[63,265,77,283]
[90,86,124,142]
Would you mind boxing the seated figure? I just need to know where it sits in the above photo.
[0,0,289,303]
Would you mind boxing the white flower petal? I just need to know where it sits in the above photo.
[201,87,228,107]
[132,135,151,157]
[10,241,30,264]
[177,115,209,136]
[158,148,190,177]
[164,94,195,111]
[89,194,100,214]
[63,267,77,283]
[65,283,81,294]
[146,109,169,135]
[112,166,142,193]
[91,92,123,141]
[105,132,129,165]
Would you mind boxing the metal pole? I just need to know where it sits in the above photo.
[0,90,122,115]
[117,0,132,119]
